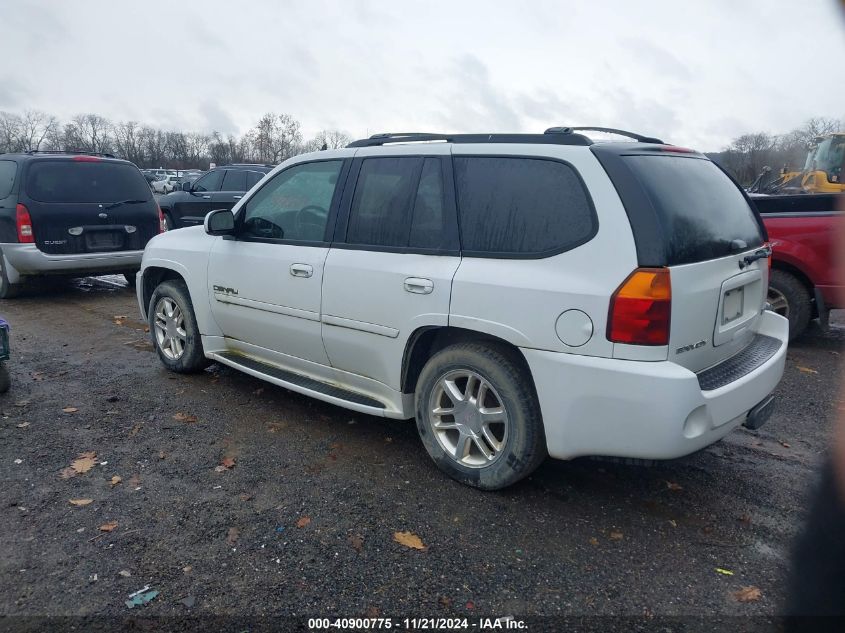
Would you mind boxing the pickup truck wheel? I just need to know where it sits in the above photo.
[162,212,175,231]
[768,270,811,340]
[415,342,547,490]
[148,280,209,373]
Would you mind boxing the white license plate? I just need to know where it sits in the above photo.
[722,287,744,325]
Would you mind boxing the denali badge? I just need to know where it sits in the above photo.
[213,285,238,296]
[676,340,706,354]
[44,240,67,245]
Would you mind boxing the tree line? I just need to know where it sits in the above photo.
[0,110,352,169]
[707,117,842,185]
[0,109,841,183]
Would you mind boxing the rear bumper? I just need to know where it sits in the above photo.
[0,243,143,282]
[523,310,789,461]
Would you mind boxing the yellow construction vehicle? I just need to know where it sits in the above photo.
[752,133,845,194]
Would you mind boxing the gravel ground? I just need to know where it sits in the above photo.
[0,277,841,630]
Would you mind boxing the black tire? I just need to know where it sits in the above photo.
[124,272,138,288]
[0,363,10,393]
[162,211,175,231]
[768,270,811,341]
[148,279,209,373]
[0,251,23,299]
[414,342,547,490]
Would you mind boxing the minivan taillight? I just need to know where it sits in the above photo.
[607,268,671,346]
[15,203,35,243]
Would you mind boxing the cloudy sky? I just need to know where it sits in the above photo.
[2,0,843,150]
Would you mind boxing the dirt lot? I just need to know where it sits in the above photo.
[0,277,841,628]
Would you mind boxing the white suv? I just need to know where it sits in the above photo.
[136,128,788,490]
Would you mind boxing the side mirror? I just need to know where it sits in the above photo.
[181,181,193,192]
[204,209,235,236]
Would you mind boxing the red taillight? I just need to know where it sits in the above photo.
[158,206,166,233]
[15,203,34,243]
[607,268,671,346]
[73,155,101,162]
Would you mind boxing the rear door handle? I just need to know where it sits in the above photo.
[232,195,243,200]
[290,263,313,278]
[404,277,433,294]
[202,195,211,199]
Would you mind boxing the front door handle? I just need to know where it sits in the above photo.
[232,195,243,200]
[202,195,211,199]
[404,277,433,294]
[290,263,313,278]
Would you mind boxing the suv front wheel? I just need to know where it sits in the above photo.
[148,280,209,373]
[414,342,547,490]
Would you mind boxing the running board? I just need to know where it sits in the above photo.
[212,351,386,410]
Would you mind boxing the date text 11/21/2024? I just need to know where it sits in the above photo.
[307,617,528,630]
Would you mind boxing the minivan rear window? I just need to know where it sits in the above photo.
[26,161,152,203]
[624,156,764,265]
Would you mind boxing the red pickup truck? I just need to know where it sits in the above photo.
[751,193,843,339]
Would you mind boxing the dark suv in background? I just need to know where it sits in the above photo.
[0,151,162,298]
[157,164,271,229]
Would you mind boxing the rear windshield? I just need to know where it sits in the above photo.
[26,160,152,203]
[625,156,764,265]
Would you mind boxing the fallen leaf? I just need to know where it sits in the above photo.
[393,531,427,550]
[716,568,734,576]
[119,570,132,577]
[739,514,752,526]
[128,474,141,488]
[220,456,236,469]
[239,493,253,502]
[666,481,683,491]
[296,516,311,529]
[438,596,452,609]
[466,601,475,610]
[110,475,122,487]
[365,606,380,618]
[62,407,79,413]
[797,366,818,374]
[16,422,29,428]
[99,521,118,532]
[129,423,142,437]
[226,527,240,545]
[589,537,600,546]
[32,372,45,381]
[609,531,624,541]
[253,387,264,395]
[158,451,166,460]
[779,441,791,449]
[733,586,762,602]
[69,498,93,506]
[349,534,364,553]
[669,520,677,527]
[59,467,77,479]
[61,451,97,478]
[182,565,192,573]
[173,412,198,423]
[214,465,227,473]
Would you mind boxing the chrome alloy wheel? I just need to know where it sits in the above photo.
[428,370,509,468]
[767,286,789,318]
[153,296,187,360]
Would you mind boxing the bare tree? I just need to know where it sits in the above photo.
[252,113,302,164]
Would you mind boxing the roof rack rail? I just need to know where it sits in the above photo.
[25,149,117,158]
[544,127,664,144]
[347,132,593,148]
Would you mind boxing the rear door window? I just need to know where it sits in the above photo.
[221,169,247,191]
[454,156,596,256]
[624,156,764,265]
[0,160,16,198]
[347,157,419,247]
[26,160,151,203]
[246,171,265,189]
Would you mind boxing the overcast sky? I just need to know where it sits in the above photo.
[2,0,843,150]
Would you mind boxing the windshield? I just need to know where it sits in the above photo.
[813,137,845,180]
[27,160,153,203]
[624,155,764,265]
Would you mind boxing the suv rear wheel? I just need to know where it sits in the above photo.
[415,342,547,490]
[148,280,209,372]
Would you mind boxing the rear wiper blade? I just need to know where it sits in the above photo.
[102,199,147,210]
[739,246,772,269]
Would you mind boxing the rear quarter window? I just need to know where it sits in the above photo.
[25,160,152,203]
[454,156,596,257]
[624,156,764,265]
[0,160,16,198]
